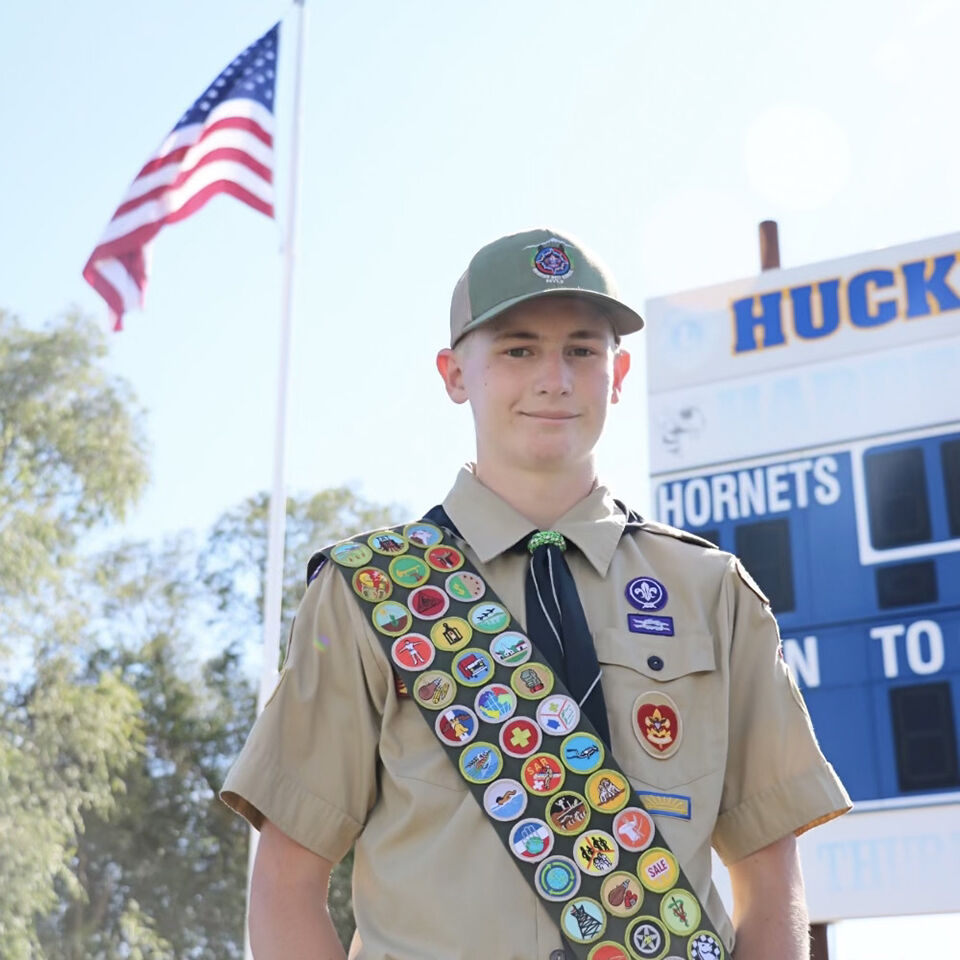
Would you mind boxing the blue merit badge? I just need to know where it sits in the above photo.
[627,614,675,636]
[625,576,668,612]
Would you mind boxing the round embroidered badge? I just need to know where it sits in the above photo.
[632,692,682,759]
[521,753,566,796]
[459,741,503,784]
[424,545,464,572]
[452,647,494,687]
[330,541,372,567]
[561,732,605,775]
[511,662,554,700]
[413,670,457,710]
[510,818,555,863]
[371,600,412,636]
[488,630,531,665]
[445,571,485,602]
[687,930,725,960]
[625,915,669,960]
[532,242,573,280]
[536,694,580,735]
[402,522,443,548]
[434,704,479,747]
[535,855,581,902]
[659,888,701,938]
[573,829,620,877]
[561,897,607,944]
[546,791,591,836]
[483,778,528,821]
[624,576,668,612]
[588,942,630,960]
[612,807,655,853]
[585,770,630,814]
[600,872,644,918]
[469,602,511,635]
[367,530,408,556]
[391,633,434,672]
[499,716,542,759]
[352,566,392,602]
[407,584,450,621]
[387,554,430,588]
[474,683,517,724]
[636,848,679,894]
[430,616,472,652]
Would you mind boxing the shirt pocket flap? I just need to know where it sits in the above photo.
[595,627,716,681]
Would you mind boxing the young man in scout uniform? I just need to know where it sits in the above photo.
[222,228,851,960]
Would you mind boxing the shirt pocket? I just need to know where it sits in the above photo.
[594,627,726,790]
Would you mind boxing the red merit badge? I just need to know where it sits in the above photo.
[612,807,655,853]
[521,753,566,796]
[407,585,450,621]
[352,566,392,602]
[391,633,434,672]
[499,716,542,758]
[425,545,464,572]
[632,692,683,759]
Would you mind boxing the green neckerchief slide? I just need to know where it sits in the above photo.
[314,523,727,960]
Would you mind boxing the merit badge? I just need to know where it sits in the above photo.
[474,683,517,724]
[489,630,531,665]
[371,600,412,636]
[687,931,724,960]
[510,818,554,863]
[627,614,675,637]
[435,705,479,746]
[403,522,443,548]
[587,943,630,960]
[531,241,573,282]
[585,770,630,814]
[574,829,619,877]
[600,872,644,918]
[561,732,605,775]
[452,648,494,686]
[547,791,590,836]
[561,897,607,944]
[536,694,580,735]
[445,571,485,602]
[352,566,393,602]
[391,633,435,672]
[469,601,510,634]
[408,584,450,621]
[659,888,701,938]
[388,554,430,588]
[459,741,503,784]
[483,777,527,821]
[368,530,408,556]
[612,808,655,853]
[499,716,543,758]
[430,616,472,652]
[425,544,464,572]
[521,753,566,796]
[414,670,457,710]
[330,541,372,567]
[636,848,679,894]
[632,693,682,759]
[625,576,668,612]
[535,855,581,902]
[511,662,554,700]
[625,916,669,960]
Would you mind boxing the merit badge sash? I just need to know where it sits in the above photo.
[318,523,727,960]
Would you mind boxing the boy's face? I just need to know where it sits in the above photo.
[437,297,631,476]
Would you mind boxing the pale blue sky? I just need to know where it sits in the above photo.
[3,0,958,952]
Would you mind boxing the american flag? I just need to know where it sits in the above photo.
[84,23,280,330]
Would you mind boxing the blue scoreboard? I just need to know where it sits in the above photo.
[646,231,960,817]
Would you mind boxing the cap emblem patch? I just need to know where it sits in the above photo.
[531,240,574,283]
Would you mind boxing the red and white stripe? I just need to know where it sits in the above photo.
[84,98,274,330]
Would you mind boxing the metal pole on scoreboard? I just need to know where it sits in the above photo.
[244,3,308,958]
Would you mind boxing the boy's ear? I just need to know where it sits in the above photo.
[436,348,469,404]
[611,348,631,404]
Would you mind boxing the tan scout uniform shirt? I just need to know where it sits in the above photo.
[222,467,851,959]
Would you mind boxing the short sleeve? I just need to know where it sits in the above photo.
[712,556,851,864]
[220,560,387,864]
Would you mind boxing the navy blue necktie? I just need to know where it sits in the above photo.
[422,508,612,747]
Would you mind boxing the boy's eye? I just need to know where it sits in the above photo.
[569,347,595,357]
[506,347,532,357]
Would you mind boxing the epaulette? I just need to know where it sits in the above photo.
[631,517,720,551]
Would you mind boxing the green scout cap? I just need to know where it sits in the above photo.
[449,227,644,346]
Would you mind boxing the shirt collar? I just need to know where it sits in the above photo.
[441,465,627,577]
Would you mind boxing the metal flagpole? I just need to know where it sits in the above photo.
[245,2,308,958]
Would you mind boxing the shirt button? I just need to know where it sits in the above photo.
[550,952,569,960]
[647,655,664,671]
